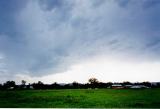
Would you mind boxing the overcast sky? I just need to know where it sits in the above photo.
[0,0,160,84]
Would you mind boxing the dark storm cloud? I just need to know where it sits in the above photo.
[0,0,28,34]
[0,0,160,80]
[38,0,64,11]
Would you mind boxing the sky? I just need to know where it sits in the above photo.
[0,0,160,84]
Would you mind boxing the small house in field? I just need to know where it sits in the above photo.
[130,85,150,89]
[111,84,124,89]
[124,85,133,88]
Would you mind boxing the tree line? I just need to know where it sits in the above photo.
[0,78,160,90]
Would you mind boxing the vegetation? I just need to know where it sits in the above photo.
[0,89,160,108]
[1,78,159,90]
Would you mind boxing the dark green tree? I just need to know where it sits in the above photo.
[3,81,16,89]
[88,78,99,84]
[72,81,79,88]
[21,80,26,86]
[88,78,99,89]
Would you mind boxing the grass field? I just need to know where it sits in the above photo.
[0,88,160,108]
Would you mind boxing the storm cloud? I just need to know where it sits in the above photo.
[0,0,160,81]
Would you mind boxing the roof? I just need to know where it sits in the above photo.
[112,84,122,87]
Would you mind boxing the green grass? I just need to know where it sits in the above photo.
[0,89,160,108]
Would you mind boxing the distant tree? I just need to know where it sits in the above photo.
[122,81,132,85]
[72,81,79,88]
[88,78,99,84]
[51,82,60,89]
[21,80,26,86]
[26,83,31,89]
[107,82,113,86]
[20,80,27,89]
[3,81,16,89]
[38,81,43,85]
[32,81,44,89]
[142,81,151,87]
[0,84,2,90]
[157,83,160,88]
[88,78,99,89]
[96,82,107,88]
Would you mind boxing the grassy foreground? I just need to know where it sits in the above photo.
[0,89,160,108]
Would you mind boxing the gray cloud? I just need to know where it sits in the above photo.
[0,0,160,80]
